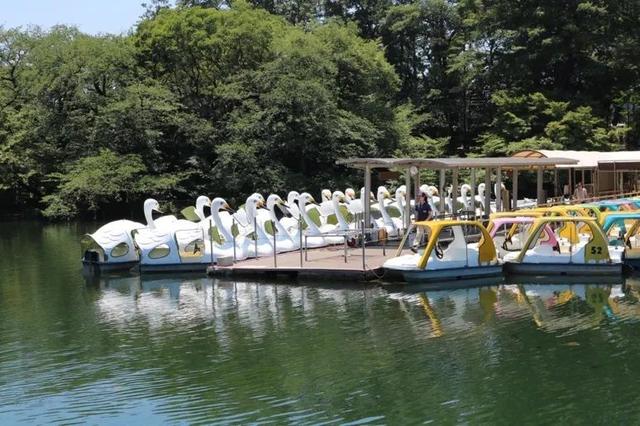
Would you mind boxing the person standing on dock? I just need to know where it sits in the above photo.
[574,182,588,201]
[411,191,433,252]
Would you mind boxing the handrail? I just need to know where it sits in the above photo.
[536,189,640,208]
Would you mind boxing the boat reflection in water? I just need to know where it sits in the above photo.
[384,276,634,338]
[84,273,386,335]
[84,272,640,343]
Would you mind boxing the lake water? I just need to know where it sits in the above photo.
[2,221,640,424]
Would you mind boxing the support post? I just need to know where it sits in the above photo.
[299,217,303,267]
[414,168,421,206]
[537,167,544,206]
[553,169,558,199]
[233,218,237,262]
[361,220,366,271]
[254,217,258,258]
[569,168,573,197]
[484,167,491,217]
[404,169,411,230]
[439,169,445,215]
[344,235,348,263]
[364,165,371,232]
[495,167,502,212]
[209,218,214,265]
[470,168,476,216]
[620,171,624,195]
[512,168,519,211]
[272,221,277,268]
[452,168,459,216]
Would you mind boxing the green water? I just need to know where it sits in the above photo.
[2,221,640,424]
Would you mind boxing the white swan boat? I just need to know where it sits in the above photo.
[133,197,219,272]
[81,198,163,272]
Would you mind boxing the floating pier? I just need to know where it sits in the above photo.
[207,246,397,282]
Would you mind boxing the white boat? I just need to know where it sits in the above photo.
[503,216,625,276]
[81,199,159,272]
[383,220,502,283]
[134,214,210,273]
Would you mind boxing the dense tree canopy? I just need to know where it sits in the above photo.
[0,0,638,219]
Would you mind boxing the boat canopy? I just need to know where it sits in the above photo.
[517,217,610,263]
[513,150,640,170]
[486,211,546,233]
[414,220,497,269]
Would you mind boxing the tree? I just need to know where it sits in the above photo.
[478,91,626,156]
[42,149,180,219]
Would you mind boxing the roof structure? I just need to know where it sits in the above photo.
[513,149,640,169]
[337,156,578,170]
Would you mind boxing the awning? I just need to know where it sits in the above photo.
[337,157,577,170]
[513,150,640,169]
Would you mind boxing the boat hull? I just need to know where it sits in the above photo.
[503,262,623,277]
[399,265,503,284]
[138,262,212,273]
[82,260,138,274]
[622,256,640,271]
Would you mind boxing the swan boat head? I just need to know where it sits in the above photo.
[211,197,233,214]
[345,188,356,201]
[298,192,317,207]
[332,190,348,204]
[267,194,289,213]
[143,198,162,229]
[377,186,391,202]
[195,195,212,221]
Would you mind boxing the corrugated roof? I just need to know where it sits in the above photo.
[513,150,640,169]
[337,157,577,169]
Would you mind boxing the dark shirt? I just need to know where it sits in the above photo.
[415,201,432,221]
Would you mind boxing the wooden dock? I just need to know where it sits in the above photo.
[206,246,399,282]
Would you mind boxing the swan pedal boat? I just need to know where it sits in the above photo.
[502,216,625,276]
[383,220,502,283]
[81,220,143,273]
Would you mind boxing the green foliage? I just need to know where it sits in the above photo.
[3,0,640,219]
[41,149,180,219]
[477,91,626,156]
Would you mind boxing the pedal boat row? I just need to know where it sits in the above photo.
[383,215,628,284]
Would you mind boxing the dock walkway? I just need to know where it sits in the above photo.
[207,246,399,282]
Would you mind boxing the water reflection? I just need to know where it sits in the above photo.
[11,222,640,423]
[384,278,639,340]
[86,273,387,344]
[87,273,638,345]
[4,262,640,423]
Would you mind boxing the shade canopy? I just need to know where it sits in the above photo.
[337,156,578,170]
[513,150,640,169]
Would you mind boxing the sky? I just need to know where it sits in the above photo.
[1,0,148,35]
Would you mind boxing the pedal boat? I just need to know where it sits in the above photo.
[502,216,624,276]
[81,221,142,273]
[383,220,502,283]
[487,216,557,261]
[531,205,603,222]
[135,226,214,273]
[601,212,640,269]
